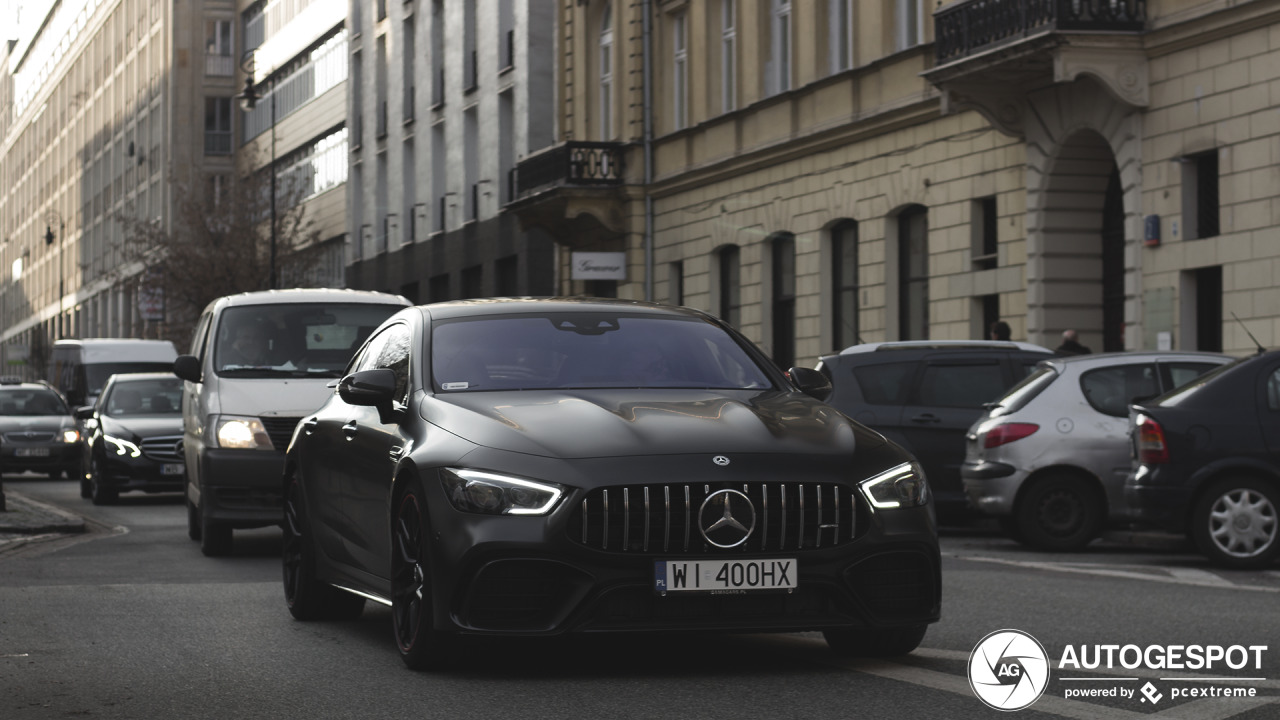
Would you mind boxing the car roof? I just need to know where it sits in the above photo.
[419,297,712,321]
[1040,350,1235,367]
[212,288,413,310]
[833,340,1053,356]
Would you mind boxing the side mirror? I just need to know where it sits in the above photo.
[75,406,95,421]
[173,355,202,383]
[788,367,833,402]
[339,368,397,408]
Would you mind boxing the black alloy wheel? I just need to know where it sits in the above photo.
[824,624,928,657]
[1192,477,1280,570]
[1016,474,1102,551]
[282,478,365,621]
[391,481,452,670]
[89,455,118,506]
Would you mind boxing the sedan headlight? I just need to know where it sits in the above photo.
[213,415,273,450]
[440,469,565,516]
[860,461,930,509]
[62,429,81,444]
[103,434,141,458]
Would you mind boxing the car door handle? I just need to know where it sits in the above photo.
[302,418,319,435]
[910,413,942,424]
[342,421,358,440]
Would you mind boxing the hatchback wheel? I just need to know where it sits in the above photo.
[1192,478,1279,569]
[283,478,365,621]
[824,625,927,657]
[1016,474,1102,551]
[391,480,453,670]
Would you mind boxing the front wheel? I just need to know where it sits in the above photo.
[89,457,118,506]
[200,504,233,557]
[391,479,454,671]
[1015,474,1103,551]
[283,478,365,621]
[1192,478,1279,569]
[187,495,202,541]
[824,625,928,657]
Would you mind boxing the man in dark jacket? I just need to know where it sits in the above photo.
[1056,329,1092,355]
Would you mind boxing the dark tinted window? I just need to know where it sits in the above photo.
[913,363,1006,408]
[374,324,412,402]
[852,363,916,405]
[1081,364,1159,417]
[0,389,68,416]
[105,378,183,416]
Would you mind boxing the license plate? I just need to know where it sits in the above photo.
[161,463,185,476]
[655,558,797,595]
[14,448,50,457]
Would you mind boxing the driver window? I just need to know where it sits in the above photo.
[374,324,412,403]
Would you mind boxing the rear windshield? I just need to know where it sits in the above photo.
[988,365,1058,418]
[1152,357,1246,408]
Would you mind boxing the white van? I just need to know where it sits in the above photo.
[173,288,411,556]
[49,338,179,407]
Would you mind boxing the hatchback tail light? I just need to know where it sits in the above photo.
[1135,414,1169,464]
[983,422,1039,448]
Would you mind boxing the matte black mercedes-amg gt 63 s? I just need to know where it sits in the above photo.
[282,298,940,669]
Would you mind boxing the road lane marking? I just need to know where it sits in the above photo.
[1167,568,1236,586]
[954,554,1279,593]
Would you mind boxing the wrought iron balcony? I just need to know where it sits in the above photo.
[514,141,626,198]
[935,0,1146,65]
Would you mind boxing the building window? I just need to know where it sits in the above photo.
[431,0,445,107]
[464,0,478,91]
[205,20,233,76]
[718,245,741,329]
[600,3,614,139]
[499,0,515,70]
[1182,150,1219,240]
[896,0,923,51]
[204,97,232,155]
[771,234,796,370]
[832,220,858,351]
[721,0,736,113]
[971,196,997,270]
[673,13,688,131]
[769,0,792,95]
[829,0,853,73]
[899,205,929,340]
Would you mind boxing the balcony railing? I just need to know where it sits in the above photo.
[514,142,626,197]
[935,0,1146,64]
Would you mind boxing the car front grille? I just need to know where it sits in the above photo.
[4,431,57,443]
[139,435,183,463]
[570,482,865,554]
[259,416,302,451]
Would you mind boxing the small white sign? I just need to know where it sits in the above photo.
[571,252,627,281]
[1157,331,1172,351]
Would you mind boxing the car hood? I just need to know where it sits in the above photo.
[210,377,335,418]
[422,389,883,459]
[100,415,184,440]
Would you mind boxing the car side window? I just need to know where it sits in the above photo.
[1161,362,1223,391]
[191,312,213,360]
[352,329,391,375]
[374,324,412,403]
[852,363,917,405]
[1080,364,1159,417]
[912,363,1006,408]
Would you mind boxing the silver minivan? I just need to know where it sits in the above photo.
[173,289,411,556]
[962,351,1232,550]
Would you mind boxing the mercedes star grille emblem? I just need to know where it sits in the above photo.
[699,489,756,548]
[712,455,730,466]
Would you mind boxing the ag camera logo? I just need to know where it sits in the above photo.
[969,629,1050,711]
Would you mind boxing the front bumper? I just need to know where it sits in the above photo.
[198,448,285,528]
[1,443,83,475]
[96,452,185,494]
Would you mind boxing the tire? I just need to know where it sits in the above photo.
[824,625,928,657]
[200,504,233,557]
[1191,478,1280,570]
[89,457,118,506]
[283,478,365,621]
[187,495,202,541]
[391,479,454,670]
[1015,474,1103,551]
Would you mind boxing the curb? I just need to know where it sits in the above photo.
[0,491,87,535]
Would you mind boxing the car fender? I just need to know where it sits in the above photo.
[1013,464,1108,513]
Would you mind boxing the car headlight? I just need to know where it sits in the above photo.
[62,429,81,444]
[103,434,141,458]
[213,415,273,450]
[859,461,930,509]
[440,469,565,516]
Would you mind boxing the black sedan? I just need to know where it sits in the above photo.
[283,298,940,669]
[1127,349,1280,568]
[0,379,83,479]
[77,373,186,505]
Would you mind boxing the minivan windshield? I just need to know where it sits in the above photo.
[215,303,404,378]
[431,314,774,392]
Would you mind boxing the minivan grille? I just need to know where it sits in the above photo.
[259,416,303,451]
[139,435,183,463]
[570,482,863,554]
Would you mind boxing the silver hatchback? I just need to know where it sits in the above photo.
[962,351,1232,550]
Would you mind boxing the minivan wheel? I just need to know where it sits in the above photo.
[1192,478,1279,570]
[1015,474,1103,551]
[283,478,365,621]
[187,496,202,541]
[200,506,233,557]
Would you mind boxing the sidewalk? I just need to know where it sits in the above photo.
[0,490,87,540]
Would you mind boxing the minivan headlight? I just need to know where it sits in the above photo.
[440,469,565,516]
[213,415,273,450]
[860,462,930,509]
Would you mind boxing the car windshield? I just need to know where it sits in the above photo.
[431,313,774,392]
[215,303,404,378]
[104,378,183,416]
[0,389,69,416]
[1151,356,1248,407]
[987,364,1058,418]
